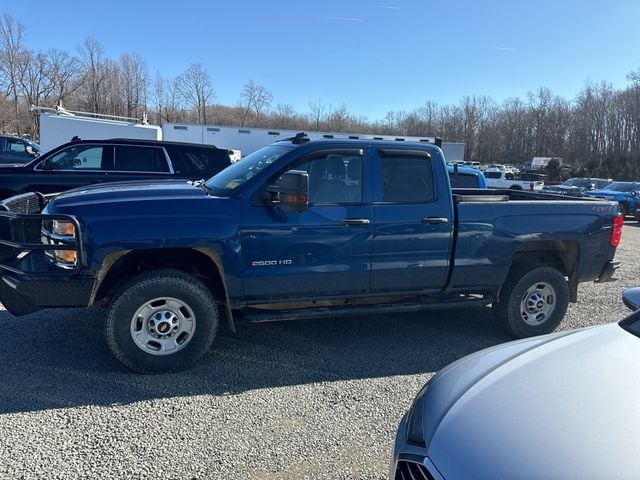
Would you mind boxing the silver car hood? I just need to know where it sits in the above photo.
[425,323,640,479]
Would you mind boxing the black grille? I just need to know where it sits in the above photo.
[0,192,43,214]
[395,460,436,480]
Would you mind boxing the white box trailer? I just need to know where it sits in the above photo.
[531,156,563,171]
[39,113,162,153]
[163,124,465,161]
[36,109,465,161]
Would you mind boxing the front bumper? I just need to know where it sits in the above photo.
[391,413,444,480]
[1,270,94,315]
[0,192,91,315]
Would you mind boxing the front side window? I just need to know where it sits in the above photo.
[282,152,363,204]
[47,145,105,170]
[7,139,26,153]
[380,154,434,203]
[114,146,169,172]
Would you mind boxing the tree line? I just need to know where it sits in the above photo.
[1,12,639,180]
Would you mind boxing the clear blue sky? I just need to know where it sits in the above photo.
[4,0,640,121]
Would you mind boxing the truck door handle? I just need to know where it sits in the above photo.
[341,218,371,226]
[421,217,449,224]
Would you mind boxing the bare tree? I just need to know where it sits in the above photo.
[46,49,83,105]
[17,50,57,136]
[239,80,272,127]
[177,63,214,124]
[118,53,148,118]
[308,98,327,131]
[151,73,183,123]
[77,37,109,113]
[0,12,27,133]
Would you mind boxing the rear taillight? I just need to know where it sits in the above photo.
[611,214,623,247]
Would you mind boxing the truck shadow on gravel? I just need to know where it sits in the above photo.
[0,306,511,414]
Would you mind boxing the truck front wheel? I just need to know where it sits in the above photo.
[106,269,219,373]
[619,202,629,217]
[493,265,569,338]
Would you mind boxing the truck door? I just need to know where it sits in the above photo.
[240,148,373,303]
[371,148,454,293]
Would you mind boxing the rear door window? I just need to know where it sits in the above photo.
[171,146,231,177]
[114,146,169,172]
[380,153,434,203]
[449,172,480,188]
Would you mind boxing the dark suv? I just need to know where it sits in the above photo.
[0,135,41,164]
[0,138,232,199]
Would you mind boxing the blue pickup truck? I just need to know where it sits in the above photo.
[582,181,640,216]
[0,135,622,372]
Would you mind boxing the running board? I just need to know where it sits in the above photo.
[241,295,493,323]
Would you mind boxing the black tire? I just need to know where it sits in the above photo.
[493,264,569,338]
[106,269,218,373]
[619,202,629,217]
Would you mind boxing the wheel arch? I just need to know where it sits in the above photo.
[91,247,236,332]
[507,240,580,302]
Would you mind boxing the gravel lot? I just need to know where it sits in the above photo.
[0,222,638,479]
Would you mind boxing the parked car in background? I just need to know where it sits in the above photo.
[541,177,612,197]
[460,161,481,169]
[484,170,544,191]
[582,181,640,216]
[447,164,487,188]
[0,138,233,199]
[0,135,40,164]
[391,287,640,480]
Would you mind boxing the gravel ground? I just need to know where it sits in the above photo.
[0,222,638,479]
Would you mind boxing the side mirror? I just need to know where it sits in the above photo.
[622,288,640,311]
[25,145,36,157]
[263,170,309,213]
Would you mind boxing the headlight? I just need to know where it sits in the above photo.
[406,383,429,447]
[43,219,78,268]
[52,220,75,237]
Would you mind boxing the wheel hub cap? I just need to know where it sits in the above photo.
[130,297,196,356]
[520,282,556,326]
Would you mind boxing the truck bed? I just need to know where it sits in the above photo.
[452,188,606,203]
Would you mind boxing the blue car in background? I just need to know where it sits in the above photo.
[447,164,487,189]
[582,181,640,216]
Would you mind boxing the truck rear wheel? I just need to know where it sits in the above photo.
[493,265,569,338]
[106,269,218,373]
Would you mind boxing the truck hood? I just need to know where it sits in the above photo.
[544,185,583,193]
[583,188,627,197]
[424,323,640,479]
[48,179,209,207]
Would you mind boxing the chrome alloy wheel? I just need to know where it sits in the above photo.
[520,282,556,326]
[130,297,196,355]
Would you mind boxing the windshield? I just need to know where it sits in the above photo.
[562,178,591,187]
[205,145,291,196]
[27,140,41,152]
[484,171,502,179]
[604,182,634,192]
